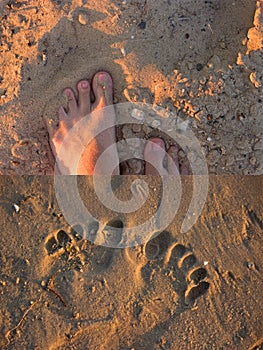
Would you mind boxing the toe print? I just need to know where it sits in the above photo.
[189,267,207,284]
[45,236,58,255]
[179,253,197,270]
[45,229,84,270]
[169,243,187,263]
[185,281,210,305]
[43,222,117,309]
[45,230,72,256]
[144,231,171,260]
[57,229,71,248]
[141,232,210,307]
[45,220,117,275]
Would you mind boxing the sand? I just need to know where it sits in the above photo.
[0,176,262,349]
[0,0,263,349]
[0,0,262,174]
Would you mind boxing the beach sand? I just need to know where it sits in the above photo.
[0,176,262,349]
[0,0,262,174]
[0,0,263,349]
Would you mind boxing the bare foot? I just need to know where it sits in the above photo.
[46,72,120,175]
[144,137,189,175]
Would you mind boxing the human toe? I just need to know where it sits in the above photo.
[63,88,77,113]
[144,137,167,175]
[92,71,113,109]
[77,80,91,116]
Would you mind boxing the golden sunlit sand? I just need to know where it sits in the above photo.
[0,0,262,349]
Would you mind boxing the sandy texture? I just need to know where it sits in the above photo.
[0,176,262,349]
[0,1,263,349]
[0,0,262,174]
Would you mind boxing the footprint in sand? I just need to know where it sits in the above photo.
[45,228,85,274]
[44,220,120,273]
[81,219,123,273]
[43,222,119,309]
[45,229,72,256]
[141,231,210,306]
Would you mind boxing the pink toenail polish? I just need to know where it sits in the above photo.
[81,81,88,89]
[98,73,104,80]
[98,73,108,84]
[152,140,163,149]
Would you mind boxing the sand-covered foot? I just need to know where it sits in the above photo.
[144,137,188,175]
[46,71,119,175]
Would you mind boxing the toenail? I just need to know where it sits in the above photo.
[97,73,106,81]
[97,73,109,85]
[81,81,88,89]
[152,139,164,149]
[64,90,71,97]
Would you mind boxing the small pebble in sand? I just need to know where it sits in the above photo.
[151,120,161,128]
[131,108,145,121]
[196,63,203,71]
[121,48,127,57]
[177,119,189,131]
[138,21,146,29]
[250,72,261,88]
[42,52,47,65]
[249,156,256,165]
[204,261,209,266]
[247,262,257,270]
[78,13,88,25]
[13,203,20,213]
[207,137,212,142]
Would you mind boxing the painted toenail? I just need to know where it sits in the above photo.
[152,139,164,150]
[64,90,71,97]
[97,73,106,81]
[97,73,109,87]
[81,81,88,89]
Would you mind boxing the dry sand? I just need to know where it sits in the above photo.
[0,1,263,349]
[0,0,262,174]
[0,176,262,349]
